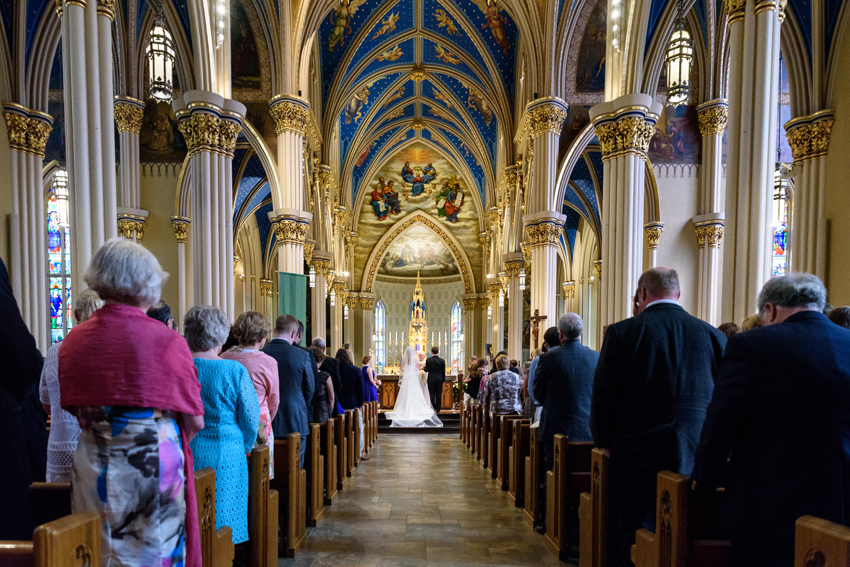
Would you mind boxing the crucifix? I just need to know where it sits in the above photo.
[530,309,547,350]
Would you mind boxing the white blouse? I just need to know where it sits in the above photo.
[39,342,81,483]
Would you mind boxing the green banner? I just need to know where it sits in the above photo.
[278,272,307,327]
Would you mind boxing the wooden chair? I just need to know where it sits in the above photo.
[524,425,544,526]
[631,471,730,567]
[195,468,235,567]
[29,483,71,528]
[497,416,525,490]
[305,423,325,527]
[544,436,593,561]
[320,419,338,504]
[796,516,850,565]
[353,407,362,468]
[247,445,279,567]
[344,410,355,477]
[271,433,307,558]
[334,414,347,489]
[508,420,531,507]
[0,512,101,567]
[579,448,609,567]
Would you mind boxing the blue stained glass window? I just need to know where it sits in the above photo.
[375,300,386,373]
[450,301,462,374]
[48,194,72,343]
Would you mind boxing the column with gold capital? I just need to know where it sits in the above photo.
[488,282,504,354]
[330,280,346,351]
[114,97,148,245]
[591,94,661,331]
[460,295,478,369]
[310,251,332,342]
[171,217,190,331]
[359,294,377,369]
[503,254,524,361]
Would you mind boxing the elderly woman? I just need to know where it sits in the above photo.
[479,354,523,414]
[58,238,204,567]
[39,289,103,482]
[185,306,260,551]
[221,311,279,477]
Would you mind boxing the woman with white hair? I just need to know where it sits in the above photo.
[58,238,205,567]
[185,305,260,559]
[38,288,103,482]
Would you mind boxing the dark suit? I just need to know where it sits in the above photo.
[337,363,364,411]
[534,340,599,470]
[590,302,726,566]
[425,355,446,412]
[692,311,850,567]
[263,338,315,467]
[321,355,342,415]
[297,344,318,420]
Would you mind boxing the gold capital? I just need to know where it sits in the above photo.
[504,259,524,278]
[360,297,376,310]
[269,96,310,136]
[785,112,835,163]
[3,107,53,158]
[177,112,242,157]
[311,257,331,275]
[695,223,725,249]
[724,0,746,22]
[114,99,144,134]
[697,105,728,137]
[525,222,561,247]
[304,240,315,264]
[644,222,665,249]
[594,115,655,161]
[118,217,147,243]
[171,217,190,243]
[527,101,568,138]
[593,260,602,279]
[272,218,309,246]
[461,298,477,312]
[563,281,576,300]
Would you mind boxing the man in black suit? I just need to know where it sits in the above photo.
[692,273,850,567]
[263,314,315,467]
[534,313,599,472]
[425,346,446,412]
[311,336,341,415]
[590,268,726,566]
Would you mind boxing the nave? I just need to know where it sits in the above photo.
[284,434,563,567]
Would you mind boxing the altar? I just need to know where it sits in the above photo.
[377,374,459,411]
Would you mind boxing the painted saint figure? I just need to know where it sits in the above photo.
[476,0,511,54]
[370,177,389,220]
[402,162,437,196]
[435,176,464,222]
[382,180,402,215]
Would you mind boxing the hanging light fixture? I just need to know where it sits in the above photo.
[330,288,336,307]
[665,0,693,105]
[487,303,493,319]
[309,265,316,288]
[146,0,175,102]
[53,169,69,227]
[519,268,526,292]
[498,288,505,308]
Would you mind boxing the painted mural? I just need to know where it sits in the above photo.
[139,101,187,163]
[647,105,701,164]
[576,0,606,92]
[231,0,261,90]
[379,225,459,277]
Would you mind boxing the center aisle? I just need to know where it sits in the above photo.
[281,435,566,566]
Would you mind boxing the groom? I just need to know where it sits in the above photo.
[425,346,447,413]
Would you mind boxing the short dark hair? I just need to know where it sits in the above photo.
[310,345,326,364]
[147,301,172,325]
[637,267,680,297]
[509,359,518,367]
[274,314,300,335]
[431,346,439,354]
[828,306,850,329]
[496,350,507,357]
[717,322,740,339]
[336,348,353,366]
[543,326,560,349]
[297,321,304,336]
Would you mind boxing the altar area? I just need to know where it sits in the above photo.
[376,374,460,411]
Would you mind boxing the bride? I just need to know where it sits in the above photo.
[386,346,443,427]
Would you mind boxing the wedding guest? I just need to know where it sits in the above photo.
[58,238,204,565]
[338,349,366,460]
[464,359,486,408]
[521,361,535,420]
[828,306,850,329]
[509,359,521,375]
[718,322,741,339]
[463,356,479,408]
[475,358,491,402]
[186,306,260,556]
[362,355,379,403]
[221,311,279,477]
[528,327,560,421]
[310,346,335,424]
[312,337,341,416]
[147,300,176,330]
[480,354,522,414]
[39,289,103,482]
[742,314,762,331]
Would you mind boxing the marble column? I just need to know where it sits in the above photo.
[2,105,52,352]
[344,294,357,352]
[310,252,331,341]
[173,91,244,319]
[563,281,576,315]
[643,222,664,268]
[591,94,661,327]
[114,97,149,243]
[522,213,566,329]
[330,280,345,351]
[489,282,504,354]
[461,296,477,370]
[260,279,273,322]
[171,217,189,330]
[504,254,524,361]
[785,111,834,279]
[721,0,784,323]
[359,295,376,367]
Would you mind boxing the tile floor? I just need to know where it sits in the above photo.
[280,434,571,566]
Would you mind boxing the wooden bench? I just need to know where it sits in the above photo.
[487,412,501,476]
[195,468,235,567]
[631,471,730,567]
[0,512,101,567]
[579,448,609,567]
[271,433,307,558]
[497,416,525,490]
[334,414,347,488]
[508,420,531,507]
[524,425,544,526]
[305,423,325,527]
[344,410,355,477]
[353,407,362,468]
[471,405,481,456]
[544,436,593,561]
[480,407,490,464]
[796,516,850,565]
[320,419,338,504]
[247,445,279,567]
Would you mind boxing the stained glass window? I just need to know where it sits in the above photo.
[771,175,788,277]
[374,300,386,374]
[450,301,462,374]
[48,192,72,343]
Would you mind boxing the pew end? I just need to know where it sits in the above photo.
[306,423,325,527]
[334,414,347,489]
[796,515,850,566]
[320,420,338,505]
[0,512,101,567]
[578,448,609,567]
[248,445,279,567]
[195,467,236,567]
[272,433,307,558]
[544,436,593,561]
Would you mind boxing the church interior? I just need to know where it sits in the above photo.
[3,0,850,563]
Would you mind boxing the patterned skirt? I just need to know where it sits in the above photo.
[72,407,186,567]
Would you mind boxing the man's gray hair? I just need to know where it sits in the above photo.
[184,306,231,352]
[74,289,103,324]
[84,238,167,308]
[637,267,680,297]
[558,313,583,341]
[311,337,326,349]
[757,273,827,314]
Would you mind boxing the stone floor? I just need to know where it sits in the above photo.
[280,434,571,566]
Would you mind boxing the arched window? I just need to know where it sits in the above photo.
[772,54,791,276]
[374,300,386,373]
[48,172,72,343]
[450,301,462,374]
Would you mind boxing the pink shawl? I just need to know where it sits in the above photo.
[58,303,204,567]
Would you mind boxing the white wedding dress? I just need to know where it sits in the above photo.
[386,347,444,428]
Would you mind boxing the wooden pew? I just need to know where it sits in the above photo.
[305,423,325,526]
[497,416,525,490]
[471,405,480,456]
[508,420,531,507]
[344,410,355,477]
[334,414,347,489]
[486,412,498,475]
[524,425,544,526]
[320,419,338,504]
[796,516,850,565]
[271,433,307,558]
[0,512,101,567]
[579,448,609,567]
[544,436,593,561]
[248,445,279,567]
[480,407,490,464]
[460,403,466,442]
[631,471,730,567]
[29,483,71,528]
[353,407,362,468]
[195,468,235,567]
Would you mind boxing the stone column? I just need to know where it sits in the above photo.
[785,111,835,279]
[360,295,376,367]
[522,213,566,327]
[461,296,477,369]
[643,222,664,268]
[489,282,504,354]
[173,91,244,319]
[344,293,357,353]
[260,279,273,322]
[171,217,190,330]
[591,94,660,327]
[722,0,784,323]
[504,254,524,361]
[114,97,149,244]
[479,295,492,356]
[563,281,576,315]
[330,280,345,351]
[2,105,52,352]
[310,252,331,341]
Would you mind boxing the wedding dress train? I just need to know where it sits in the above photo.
[386,347,443,428]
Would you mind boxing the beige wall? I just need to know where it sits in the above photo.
[140,165,181,312]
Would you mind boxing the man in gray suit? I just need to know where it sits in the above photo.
[263,314,315,467]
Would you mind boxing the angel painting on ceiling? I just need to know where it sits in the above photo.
[344,85,371,124]
[402,162,437,196]
[435,175,464,222]
[476,0,511,54]
[328,0,368,52]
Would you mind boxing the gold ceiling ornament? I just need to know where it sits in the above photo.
[171,216,190,243]
[269,95,310,136]
[410,69,426,82]
[113,98,145,134]
[359,297,376,310]
[696,101,729,137]
[563,281,576,300]
[177,111,242,158]
[594,115,655,161]
[785,111,835,163]
[272,218,309,246]
[462,297,478,312]
[644,221,665,249]
[303,239,315,264]
[593,260,602,279]
[412,121,425,131]
[525,221,561,247]
[504,259,524,278]
[528,101,569,138]
[694,222,725,249]
[2,105,53,158]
